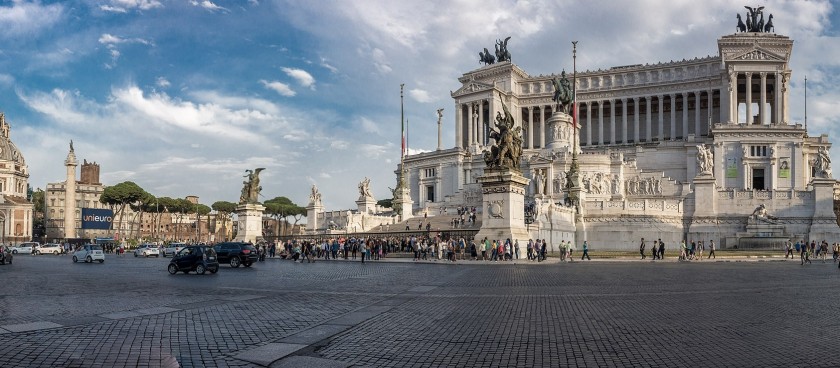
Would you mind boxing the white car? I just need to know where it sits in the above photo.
[73,244,105,263]
[134,244,160,257]
[163,243,187,257]
[40,243,63,255]
[10,242,40,254]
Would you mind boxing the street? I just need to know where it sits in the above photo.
[0,253,837,367]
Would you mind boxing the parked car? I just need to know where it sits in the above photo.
[0,246,12,265]
[40,243,63,255]
[72,244,105,263]
[213,242,258,268]
[134,244,160,257]
[162,242,187,257]
[168,245,219,275]
[10,242,40,254]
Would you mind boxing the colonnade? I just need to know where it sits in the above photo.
[729,71,787,125]
[580,90,720,147]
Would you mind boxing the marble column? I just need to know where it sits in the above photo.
[585,102,592,146]
[759,72,767,125]
[621,98,628,143]
[707,90,714,135]
[730,71,737,124]
[681,92,688,140]
[598,101,605,145]
[455,103,462,149]
[539,106,546,148]
[782,72,790,124]
[657,95,664,141]
[633,97,640,142]
[745,72,753,124]
[469,103,476,145]
[646,97,652,141]
[670,93,676,140]
[478,100,485,145]
[772,72,779,124]
[694,92,701,138]
[528,107,534,149]
[610,100,616,144]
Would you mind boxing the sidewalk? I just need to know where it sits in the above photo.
[265,253,821,264]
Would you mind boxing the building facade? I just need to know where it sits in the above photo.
[400,18,840,249]
[0,113,33,244]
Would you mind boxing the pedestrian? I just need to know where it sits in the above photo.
[651,239,658,260]
[527,239,534,261]
[482,237,488,261]
[470,240,477,260]
[800,240,811,265]
[639,238,646,260]
[679,240,687,261]
[833,242,839,263]
[360,240,367,264]
[491,240,498,262]
[707,240,716,259]
[539,240,547,262]
[514,239,520,260]
[786,240,794,259]
[581,240,591,261]
[658,240,665,260]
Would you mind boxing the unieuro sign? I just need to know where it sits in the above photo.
[81,208,114,230]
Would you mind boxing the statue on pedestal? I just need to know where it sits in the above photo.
[358,177,372,198]
[551,70,574,114]
[750,204,778,224]
[813,147,832,178]
[309,184,322,205]
[696,144,714,175]
[483,92,523,171]
[239,168,265,204]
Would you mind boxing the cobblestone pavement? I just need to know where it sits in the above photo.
[0,253,838,367]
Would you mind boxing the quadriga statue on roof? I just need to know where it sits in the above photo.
[483,92,523,172]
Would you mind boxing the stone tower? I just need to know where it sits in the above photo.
[64,142,77,240]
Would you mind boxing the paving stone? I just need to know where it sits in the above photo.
[233,343,307,366]
[269,356,351,368]
[1,321,63,332]
[279,324,349,345]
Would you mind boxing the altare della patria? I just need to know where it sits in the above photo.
[303,6,840,251]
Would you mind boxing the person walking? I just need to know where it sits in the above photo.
[539,240,547,262]
[639,238,646,260]
[360,240,367,264]
[786,240,794,259]
[658,240,665,260]
[800,240,811,265]
[527,239,534,261]
[581,241,591,261]
[482,237,489,261]
[514,239,520,260]
[707,240,716,259]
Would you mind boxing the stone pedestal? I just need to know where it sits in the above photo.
[395,187,414,222]
[546,112,578,152]
[306,202,323,233]
[356,196,376,214]
[688,174,720,244]
[234,203,265,244]
[473,168,531,246]
[808,178,840,242]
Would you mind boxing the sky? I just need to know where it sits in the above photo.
[2,0,839,213]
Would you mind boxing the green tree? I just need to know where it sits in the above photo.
[129,192,156,240]
[31,188,45,241]
[211,201,236,241]
[377,198,393,208]
[100,181,148,238]
[195,204,211,243]
[264,196,305,236]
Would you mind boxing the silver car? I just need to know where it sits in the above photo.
[134,244,160,257]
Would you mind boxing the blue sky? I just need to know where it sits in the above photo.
[2,0,839,211]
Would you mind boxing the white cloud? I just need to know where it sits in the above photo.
[358,117,381,135]
[156,77,170,88]
[409,88,432,103]
[0,1,63,38]
[190,0,227,12]
[330,140,348,150]
[281,67,315,89]
[100,0,163,13]
[99,34,153,68]
[320,57,338,73]
[260,79,295,97]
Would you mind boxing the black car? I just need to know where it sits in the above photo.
[213,242,258,268]
[168,245,219,275]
